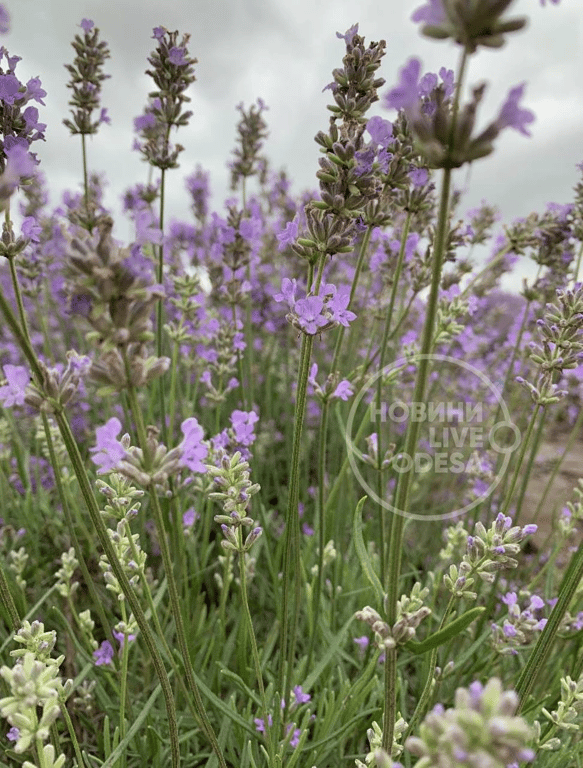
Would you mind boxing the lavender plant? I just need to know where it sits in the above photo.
[0,1,582,767]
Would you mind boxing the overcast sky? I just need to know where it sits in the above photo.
[4,0,582,289]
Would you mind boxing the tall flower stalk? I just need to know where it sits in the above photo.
[276,24,386,719]
[135,26,197,442]
[63,18,111,230]
[0,287,183,768]
[380,0,534,750]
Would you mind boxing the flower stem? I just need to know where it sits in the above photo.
[0,288,182,767]
[124,374,226,768]
[0,560,20,631]
[382,165,453,753]
[516,535,583,711]
[239,547,276,765]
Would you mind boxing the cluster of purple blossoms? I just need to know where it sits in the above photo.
[490,591,547,655]
[253,686,312,748]
[90,415,208,484]
[308,363,353,402]
[0,352,91,412]
[93,630,137,667]
[384,55,534,168]
[274,277,356,336]
[209,409,259,461]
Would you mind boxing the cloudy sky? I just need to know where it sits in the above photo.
[4,0,582,288]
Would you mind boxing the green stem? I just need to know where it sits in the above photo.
[53,410,181,767]
[516,536,583,711]
[41,412,113,644]
[330,224,374,373]
[1,243,113,643]
[123,525,208,730]
[278,332,313,711]
[513,407,547,525]
[238,547,275,765]
[118,604,130,768]
[0,287,182,766]
[7,254,32,347]
[0,560,20,631]
[572,241,583,285]
[156,165,169,446]
[147,489,228,768]
[306,394,330,670]
[81,133,90,226]
[380,39,467,736]
[498,404,541,520]
[376,214,413,583]
[403,595,455,742]
[60,697,84,768]
[277,252,328,718]
[167,340,180,443]
[123,376,227,768]
[460,243,511,298]
[385,166,453,615]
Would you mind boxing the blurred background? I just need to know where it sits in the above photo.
[4,0,582,288]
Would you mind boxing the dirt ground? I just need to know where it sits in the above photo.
[521,436,582,548]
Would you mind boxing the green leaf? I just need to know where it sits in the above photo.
[404,607,485,655]
[352,496,384,609]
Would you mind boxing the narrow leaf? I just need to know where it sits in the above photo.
[405,607,485,655]
[353,496,384,609]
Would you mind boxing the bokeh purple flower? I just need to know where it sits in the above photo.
[0,365,29,407]
[90,417,127,473]
[178,417,208,473]
[93,640,114,666]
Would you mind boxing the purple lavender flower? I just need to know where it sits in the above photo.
[409,167,430,188]
[328,290,356,327]
[0,365,29,407]
[336,23,359,45]
[0,5,9,34]
[183,508,198,527]
[412,0,446,25]
[113,629,137,649]
[254,714,273,733]
[1,145,36,205]
[366,115,393,146]
[6,726,19,742]
[286,724,302,748]
[277,215,299,250]
[494,84,535,137]
[185,165,210,222]
[178,418,208,473]
[384,58,422,114]
[354,635,370,651]
[332,380,354,401]
[21,216,42,242]
[274,277,298,308]
[230,410,259,447]
[295,295,329,335]
[292,685,311,705]
[24,77,46,106]
[168,46,189,66]
[90,417,127,473]
[93,640,114,666]
[0,73,20,105]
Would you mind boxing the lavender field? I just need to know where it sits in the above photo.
[0,1,582,767]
